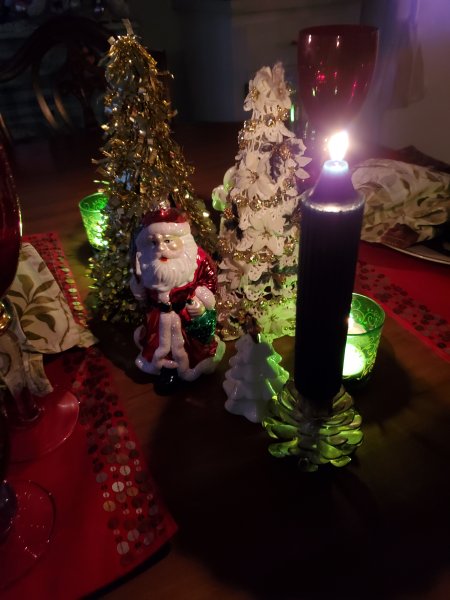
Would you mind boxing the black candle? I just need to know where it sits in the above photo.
[295,133,364,414]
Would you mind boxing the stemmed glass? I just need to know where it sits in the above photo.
[0,146,55,588]
[8,383,79,463]
[0,148,79,463]
[297,24,378,179]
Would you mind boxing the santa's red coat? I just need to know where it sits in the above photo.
[138,247,218,368]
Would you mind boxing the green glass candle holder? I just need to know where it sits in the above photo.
[79,192,108,250]
[343,293,385,384]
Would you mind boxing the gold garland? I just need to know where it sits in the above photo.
[231,182,297,210]
[89,27,217,323]
[217,238,296,264]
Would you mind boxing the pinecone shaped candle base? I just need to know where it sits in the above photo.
[263,380,363,472]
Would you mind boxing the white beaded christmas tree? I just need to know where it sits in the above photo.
[214,63,311,341]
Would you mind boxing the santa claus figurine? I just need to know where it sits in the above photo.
[130,208,224,393]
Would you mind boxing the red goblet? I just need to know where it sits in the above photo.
[0,146,79,463]
[0,148,55,588]
[297,24,378,178]
[0,405,55,589]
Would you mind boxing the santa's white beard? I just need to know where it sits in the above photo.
[139,235,198,293]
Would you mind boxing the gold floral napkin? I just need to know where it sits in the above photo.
[352,159,450,248]
[0,243,96,399]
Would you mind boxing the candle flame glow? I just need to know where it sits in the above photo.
[343,343,365,378]
[328,131,349,161]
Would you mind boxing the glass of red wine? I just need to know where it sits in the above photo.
[0,147,55,588]
[297,24,378,179]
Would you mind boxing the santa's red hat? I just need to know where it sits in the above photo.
[140,208,190,236]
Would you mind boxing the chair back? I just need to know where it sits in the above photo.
[0,16,110,138]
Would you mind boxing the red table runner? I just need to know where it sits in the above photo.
[4,233,177,600]
[356,242,450,363]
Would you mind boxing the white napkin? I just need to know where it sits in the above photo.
[1,243,95,399]
[352,159,450,248]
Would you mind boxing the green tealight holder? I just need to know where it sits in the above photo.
[79,192,108,250]
[343,293,385,386]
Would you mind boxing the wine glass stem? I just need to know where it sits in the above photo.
[0,480,17,542]
[1,385,41,426]
[14,389,41,424]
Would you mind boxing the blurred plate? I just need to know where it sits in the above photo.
[385,238,450,265]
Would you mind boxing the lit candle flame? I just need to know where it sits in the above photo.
[328,131,349,161]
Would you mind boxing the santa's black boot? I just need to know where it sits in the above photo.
[154,367,180,395]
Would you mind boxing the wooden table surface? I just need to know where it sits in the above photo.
[10,125,450,600]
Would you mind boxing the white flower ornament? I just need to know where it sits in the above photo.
[234,152,276,200]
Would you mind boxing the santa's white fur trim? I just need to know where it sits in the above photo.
[135,354,160,375]
[194,285,215,310]
[134,312,225,381]
[133,325,145,350]
[168,312,190,373]
[130,274,145,301]
[138,221,190,241]
[134,312,191,376]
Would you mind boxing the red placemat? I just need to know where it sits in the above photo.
[4,233,177,600]
[356,242,450,363]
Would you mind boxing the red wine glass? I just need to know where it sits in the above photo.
[297,24,378,178]
[0,146,79,463]
[0,147,55,589]
[0,152,21,334]
[0,403,55,589]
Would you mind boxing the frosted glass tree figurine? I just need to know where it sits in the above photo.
[223,317,289,423]
[215,62,311,341]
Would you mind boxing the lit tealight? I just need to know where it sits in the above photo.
[343,343,366,378]
[348,315,366,335]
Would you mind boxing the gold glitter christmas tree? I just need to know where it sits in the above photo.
[90,22,217,322]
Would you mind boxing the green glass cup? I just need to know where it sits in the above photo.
[79,192,108,250]
[343,293,385,385]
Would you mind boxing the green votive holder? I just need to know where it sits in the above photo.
[79,192,108,250]
[343,293,385,384]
